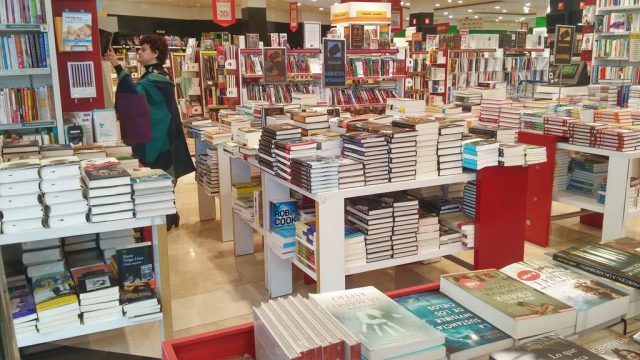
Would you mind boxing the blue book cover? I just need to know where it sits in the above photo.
[11,295,36,320]
[269,199,298,232]
[395,291,513,359]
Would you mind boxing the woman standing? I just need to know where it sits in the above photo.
[104,35,194,230]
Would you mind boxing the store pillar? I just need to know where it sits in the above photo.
[241,0,268,42]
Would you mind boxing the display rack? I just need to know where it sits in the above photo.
[407,49,447,106]
[199,50,219,110]
[0,0,63,141]
[0,217,172,357]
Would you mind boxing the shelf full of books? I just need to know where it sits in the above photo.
[0,0,63,142]
[592,7,640,84]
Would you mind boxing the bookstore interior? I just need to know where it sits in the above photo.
[5,0,640,359]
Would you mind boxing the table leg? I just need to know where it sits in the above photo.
[602,156,631,241]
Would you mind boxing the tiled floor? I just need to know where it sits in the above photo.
[45,172,640,358]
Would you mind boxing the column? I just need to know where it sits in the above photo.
[241,0,268,42]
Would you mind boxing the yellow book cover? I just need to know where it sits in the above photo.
[32,271,78,313]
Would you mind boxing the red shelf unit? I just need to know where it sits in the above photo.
[346,49,399,55]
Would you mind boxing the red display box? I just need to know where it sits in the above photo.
[162,283,440,360]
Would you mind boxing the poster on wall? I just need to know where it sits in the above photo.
[263,47,287,84]
[323,38,346,88]
[289,2,299,32]
[553,25,575,65]
[61,11,93,51]
[630,33,640,63]
[212,0,236,27]
[304,22,321,48]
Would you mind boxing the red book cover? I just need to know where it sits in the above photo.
[14,35,24,69]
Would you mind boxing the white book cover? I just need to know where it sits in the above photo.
[0,180,41,196]
[43,190,85,205]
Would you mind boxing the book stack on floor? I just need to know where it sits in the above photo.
[395,291,513,360]
[82,164,133,223]
[594,127,640,152]
[378,192,420,259]
[587,84,617,106]
[440,212,475,248]
[501,259,629,334]
[392,116,439,178]
[520,110,545,133]
[71,262,123,325]
[309,287,446,359]
[41,156,86,228]
[232,182,262,224]
[417,209,440,253]
[524,145,547,165]
[462,139,499,170]
[258,124,302,175]
[554,149,572,192]
[289,110,329,136]
[566,155,608,197]
[336,157,365,189]
[253,294,361,360]
[378,126,418,182]
[273,139,318,182]
[440,269,578,340]
[462,181,476,218]
[543,115,579,137]
[32,270,81,333]
[98,229,136,262]
[289,156,339,193]
[344,225,365,267]
[345,196,394,263]
[594,109,633,127]
[115,243,162,322]
[469,125,518,144]
[0,159,43,233]
[568,122,607,147]
[127,168,176,218]
[498,143,525,166]
[438,123,464,176]
[195,147,220,196]
[8,274,38,338]
[341,132,390,185]
[2,139,39,161]
[294,218,317,274]
[498,105,524,129]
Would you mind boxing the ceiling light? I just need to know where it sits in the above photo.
[405,2,410,5]
[435,3,440,6]
[498,16,503,19]
[400,1,404,5]
[449,15,453,18]
[524,8,529,12]
[297,2,301,5]
[494,5,500,9]
[525,2,531,5]
[468,9,473,12]
[311,0,316,2]
[457,0,463,3]
[319,7,324,10]
[444,11,448,15]
[502,9,507,12]
[474,15,478,18]
[448,0,452,3]
[405,17,409,20]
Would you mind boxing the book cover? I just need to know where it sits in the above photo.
[10,295,36,320]
[120,281,156,305]
[31,271,78,312]
[490,334,606,359]
[575,328,640,359]
[0,159,40,171]
[61,11,93,51]
[71,263,118,295]
[395,291,512,359]
[116,243,154,287]
[269,199,298,233]
[84,166,129,182]
[127,167,173,183]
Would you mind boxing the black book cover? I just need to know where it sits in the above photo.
[84,166,129,182]
[116,243,154,287]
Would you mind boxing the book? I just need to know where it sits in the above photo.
[440,269,577,339]
[490,334,606,359]
[270,199,298,235]
[395,291,513,360]
[575,328,640,359]
[309,286,445,360]
[31,271,79,314]
[115,242,154,286]
[82,165,131,188]
[70,263,119,301]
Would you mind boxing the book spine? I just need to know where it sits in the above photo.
[552,252,640,289]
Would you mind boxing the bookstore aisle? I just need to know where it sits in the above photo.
[24,173,638,358]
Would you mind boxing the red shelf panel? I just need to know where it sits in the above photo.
[288,48,322,54]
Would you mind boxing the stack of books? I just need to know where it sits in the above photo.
[289,110,329,135]
[289,156,339,193]
[568,122,607,147]
[446,182,465,198]
[345,196,394,263]
[32,270,81,333]
[462,139,499,170]
[420,196,461,216]
[469,124,517,143]
[587,84,618,106]
[437,123,464,176]
[408,186,444,200]
[195,147,220,196]
[22,239,63,280]
[439,225,462,249]
[294,218,316,274]
[40,144,73,158]
[594,128,640,152]
[498,105,524,129]
[232,182,261,224]
[116,243,162,322]
[386,98,425,115]
[273,139,317,182]
[310,132,343,158]
[479,99,512,126]
[269,199,299,257]
[379,192,419,258]
[567,155,608,197]
[544,115,579,137]
[524,145,547,165]
[218,115,252,139]
[379,126,418,182]
[344,225,365,267]
[520,110,545,133]
[187,119,219,141]
[417,209,439,253]
[440,212,475,248]
[8,274,38,338]
[71,263,122,325]
[0,159,43,233]
[627,179,640,211]
[336,157,365,189]
[258,124,302,174]
[82,164,133,223]
[630,85,640,108]
[2,139,39,161]
[594,108,633,126]
[554,149,572,192]
[463,181,476,218]
[98,229,136,262]
[128,168,176,218]
[491,334,593,359]
[41,156,86,227]
[498,143,526,166]
[392,116,439,178]
[342,132,389,185]
[235,127,262,149]
[63,234,98,255]
[452,90,482,106]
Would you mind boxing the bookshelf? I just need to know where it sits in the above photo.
[199,50,219,110]
[0,217,172,356]
[0,0,63,142]
[407,48,447,106]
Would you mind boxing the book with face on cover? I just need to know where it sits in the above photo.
[575,328,640,360]
[490,334,606,360]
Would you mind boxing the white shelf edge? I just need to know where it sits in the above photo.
[17,315,162,348]
[553,190,604,213]
[345,243,470,275]
[292,258,317,280]
[234,210,265,235]
[0,217,166,245]
[598,5,640,11]
[557,142,640,159]
[296,236,316,251]
[0,68,51,76]
[596,32,630,36]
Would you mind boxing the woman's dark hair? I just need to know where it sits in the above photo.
[140,34,168,64]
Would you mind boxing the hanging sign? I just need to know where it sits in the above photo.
[391,0,402,32]
[212,0,236,27]
[435,23,450,33]
[289,2,299,32]
[553,25,575,65]
[323,38,346,88]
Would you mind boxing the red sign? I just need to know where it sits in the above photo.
[435,23,450,33]
[212,0,236,27]
[390,0,403,32]
[289,2,299,32]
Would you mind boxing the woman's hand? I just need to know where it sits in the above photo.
[103,46,120,66]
